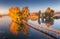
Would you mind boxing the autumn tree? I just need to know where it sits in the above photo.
[45,7,51,13]
[22,6,29,35]
[9,6,22,35]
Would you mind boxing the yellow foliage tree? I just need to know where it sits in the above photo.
[9,6,22,35]
[9,6,29,35]
[45,7,51,13]
[9,6,22,24]
[22,6,29,35]
[22,6,29,20]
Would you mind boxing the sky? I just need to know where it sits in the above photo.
[0,0,60,14]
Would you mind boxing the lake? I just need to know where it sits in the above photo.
[0,16,60,39]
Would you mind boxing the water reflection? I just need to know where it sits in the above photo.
[9,6,29,35]
[10,21,29,35]
[10,22,20,35]
[0,16,50,39]
[0,16,60,39]
[41,17,54,27]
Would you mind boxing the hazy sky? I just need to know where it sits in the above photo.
[0,0,60,14]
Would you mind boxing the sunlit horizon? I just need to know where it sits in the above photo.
[0,0,60,14]
[0,6,60,14]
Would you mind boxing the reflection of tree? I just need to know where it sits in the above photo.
[10,22,20,35]
[44,7,54,27]
[45,18,54,25]
[22,6,29,35]
[22,24,29,35]
[9,6,21,35]
[9,6,29,35]
[41,17,54,28]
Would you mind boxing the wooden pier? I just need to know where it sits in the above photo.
[22,20,60,39]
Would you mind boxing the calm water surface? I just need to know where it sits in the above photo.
[0,16,60,39]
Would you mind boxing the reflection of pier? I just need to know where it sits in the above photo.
[22,20,60,39]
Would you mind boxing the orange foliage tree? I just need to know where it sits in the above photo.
[9,6,29,35]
